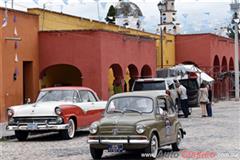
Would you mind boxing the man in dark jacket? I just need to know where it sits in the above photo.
[206,84,213,117]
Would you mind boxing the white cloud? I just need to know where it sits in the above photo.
[0,0,233,33]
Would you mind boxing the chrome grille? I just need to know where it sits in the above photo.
[11,117,58,125]
[99,125,135,135]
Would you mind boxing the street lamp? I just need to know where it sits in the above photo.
[233,11,240,101]
[158,1,166,68]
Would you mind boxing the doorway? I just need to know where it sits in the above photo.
[23,61,33,104]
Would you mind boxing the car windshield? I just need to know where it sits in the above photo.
[107,97,153,114]
[133,81,166,91]
[36,90,75,102]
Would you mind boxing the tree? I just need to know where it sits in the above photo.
[105,5,116,24]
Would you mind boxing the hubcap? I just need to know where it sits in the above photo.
[151,135,158,158]
[68,119,75,138]
[177,131,182,147]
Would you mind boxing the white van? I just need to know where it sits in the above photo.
[132,78,178,106]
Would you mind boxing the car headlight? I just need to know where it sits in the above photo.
[55,107,62,115]
[136,124,145,134]
[7,109,14,117]
[89,122,98,134]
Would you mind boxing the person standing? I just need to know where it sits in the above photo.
[199,83,209,117]
[206,84,213,117]
[176,82,190,118]
[113,76,124,94]
[128,76,136,91]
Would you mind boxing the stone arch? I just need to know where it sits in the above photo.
[221,56,228,72]
[141,64,152,78]
[229,57,234,71]
[126,64,139,91]
[229,57,235,98]
[221,56,228,98]
[40,64,82,88]
[213,55,220,74]
[213,55,220,99]
[108,64,125,95]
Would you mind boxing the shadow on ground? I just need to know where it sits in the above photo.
[10,131,89,142]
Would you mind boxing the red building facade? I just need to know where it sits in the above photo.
[39,30,156,100]
[176,33,239,100]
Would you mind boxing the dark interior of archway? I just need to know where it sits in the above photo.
[41,65,82,88]
[128,64,139,78]
[229,58,234,71]
[213,56,220,73]
[141,65,152,78]
[111,64,123,78]
[221,57,228,72]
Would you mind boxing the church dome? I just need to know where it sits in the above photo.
[115,1,143,18]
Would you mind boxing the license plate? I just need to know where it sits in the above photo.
[108,144,123,152]
[27,123,38,130]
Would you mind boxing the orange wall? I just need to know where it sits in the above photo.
[0,8,39,122]
[0,13,4,122]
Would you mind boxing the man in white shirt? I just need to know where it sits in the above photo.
[176,82,190,118]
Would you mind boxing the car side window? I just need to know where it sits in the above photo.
[88,91,97,102]
[156,97,167,113]
[79,90,97,102]
[73,91,81,103]
[166,98,175,114]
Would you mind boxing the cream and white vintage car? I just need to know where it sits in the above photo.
[7,87,107,141]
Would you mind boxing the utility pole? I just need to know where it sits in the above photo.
[231,0,240,101]
[158,1,165,69]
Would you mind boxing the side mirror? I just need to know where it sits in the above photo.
[26,98,31,104]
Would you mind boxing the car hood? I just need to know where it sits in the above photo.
[100,114,154,126]
[10,101,72,117]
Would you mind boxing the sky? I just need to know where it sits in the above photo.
[0,0,234,34]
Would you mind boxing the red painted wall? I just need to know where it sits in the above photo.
[176,33,237,72]
[39,30,156,100]
[39,31,102,97]
[0,8,39,122]
[99,31,156,99]
[176,33,238,100]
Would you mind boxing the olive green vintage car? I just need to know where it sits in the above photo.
[88,91,186,159]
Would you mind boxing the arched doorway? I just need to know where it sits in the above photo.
[221,56,228,72]
[221,56,228,99]
[126,64,139,91]
[141,65,152,78]
[229,57,234,71]
[40,64,82,88]
[213,55,220,74]
[213,55,220,100]
[229,57,234,98]
[108,64,124,96]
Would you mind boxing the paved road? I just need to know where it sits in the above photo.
[1,101,240,160]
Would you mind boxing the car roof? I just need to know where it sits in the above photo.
[135,77,175,82]
[110,91,168,100]
[41,86,93,91]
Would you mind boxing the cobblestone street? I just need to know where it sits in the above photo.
[1,101,240,160]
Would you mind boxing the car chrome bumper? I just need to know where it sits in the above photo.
[88,136,149,144]
[6,124,69,131]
